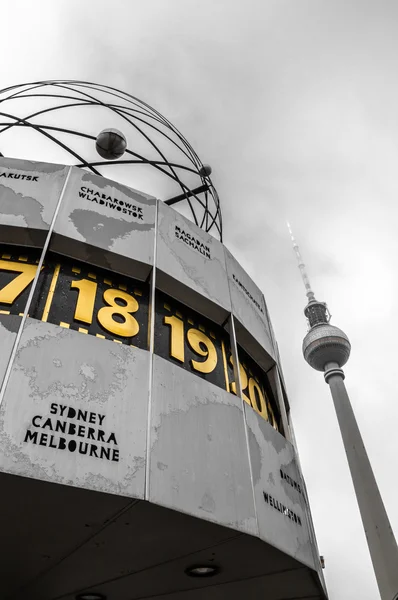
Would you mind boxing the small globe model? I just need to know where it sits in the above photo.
[303,323,351,371]
[199,164,212,177]
[96,128,127,160]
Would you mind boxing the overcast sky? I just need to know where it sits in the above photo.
[1,1,397,598]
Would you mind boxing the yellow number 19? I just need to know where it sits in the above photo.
[164,315,218,374]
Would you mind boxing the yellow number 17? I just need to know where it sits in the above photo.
[0,260,39,304]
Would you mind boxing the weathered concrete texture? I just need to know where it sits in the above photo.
[244,404,317,569]
[0,158,68,234]
[52,169,156,277]
[149,354,258,536]
[0,319,149,498]
[156,202,231,323]
[224,246,275,366]
[0,314,20,390]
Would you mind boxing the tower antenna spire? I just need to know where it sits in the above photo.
[286,222,329,327]
[287,221,315,302]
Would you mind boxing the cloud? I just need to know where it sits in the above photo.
[1,2,397,598]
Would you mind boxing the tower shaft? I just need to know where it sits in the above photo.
[325,363,398,600]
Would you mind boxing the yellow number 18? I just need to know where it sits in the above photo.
[71,278,139,337]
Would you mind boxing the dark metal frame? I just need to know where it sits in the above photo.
[0,80,222,240]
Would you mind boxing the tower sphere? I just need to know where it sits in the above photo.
[96,128,127,160]
[303,323,351,371]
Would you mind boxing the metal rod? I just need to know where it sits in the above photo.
[164,183,209,206]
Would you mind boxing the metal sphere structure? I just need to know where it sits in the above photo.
[0,80,222,239]
[302,323,351,371]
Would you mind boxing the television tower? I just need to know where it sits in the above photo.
[287,222,398,600]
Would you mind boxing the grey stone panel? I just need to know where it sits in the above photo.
[0,314,20,389]
[148,354,258,537]
[224,246,275,369]
[52,168,156,280]
[0,319,149,498]
[245,404,317,569]
[156,201,231,324]
[0,158,68,246]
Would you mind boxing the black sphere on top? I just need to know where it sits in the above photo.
[96,128,127,160]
